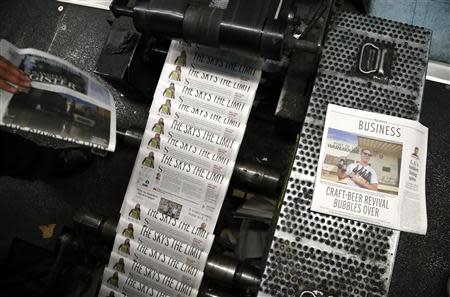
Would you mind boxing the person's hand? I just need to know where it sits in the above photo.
[351,174,367,185]
[0,56,31,93]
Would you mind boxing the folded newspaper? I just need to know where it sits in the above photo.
[122,41,262,233]
[0,39,116,151]
[311,104,428,234]
[100,40,262,297]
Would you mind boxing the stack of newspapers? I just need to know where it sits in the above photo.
[98,41,262,297]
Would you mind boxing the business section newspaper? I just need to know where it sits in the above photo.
[311,104,428,234]
[99,40,262,297]
[0,39,116,151]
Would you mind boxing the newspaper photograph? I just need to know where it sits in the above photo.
[103,267,170,297]
[108,252,198,297]
[112,234,203,289]
[0,39,116,151]
[117,217,208,270]
[123,200,214,251]
[311,104,428,234]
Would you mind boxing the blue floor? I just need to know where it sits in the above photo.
[369,0,450,64]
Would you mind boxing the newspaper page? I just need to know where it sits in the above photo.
[112,234,203,289]
[116,217,209,270]
[103,267,171,297]
[0,39,116,151]
[122,41,262,232]
[126,130,232,232]
[108,252,199,297]
[311,104,428,234]
[100,39,262,297]
[122,200,214,252]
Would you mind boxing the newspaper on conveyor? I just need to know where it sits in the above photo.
[100,39,262,296]
[311,104,428,234]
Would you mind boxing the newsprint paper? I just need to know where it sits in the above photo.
[0,39,116,151]
[121,40,262,233]
[311,104,428,234]
[100,40,262,297]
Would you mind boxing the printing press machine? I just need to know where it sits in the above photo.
[0,0,449,297]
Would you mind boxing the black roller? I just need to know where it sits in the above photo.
[112,0,293,60]
[133,0,188,38]
[260,19,285,60]
[183,5,224,46]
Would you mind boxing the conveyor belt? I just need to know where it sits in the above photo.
[258,10,431,297]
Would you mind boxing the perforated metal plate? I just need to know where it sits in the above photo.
[258,11,431,297]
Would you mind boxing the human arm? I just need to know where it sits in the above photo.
[0,56,31,93]
[336,168,348,180]
[350,174,378,190]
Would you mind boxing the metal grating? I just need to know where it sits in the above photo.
[258,10,431,297]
